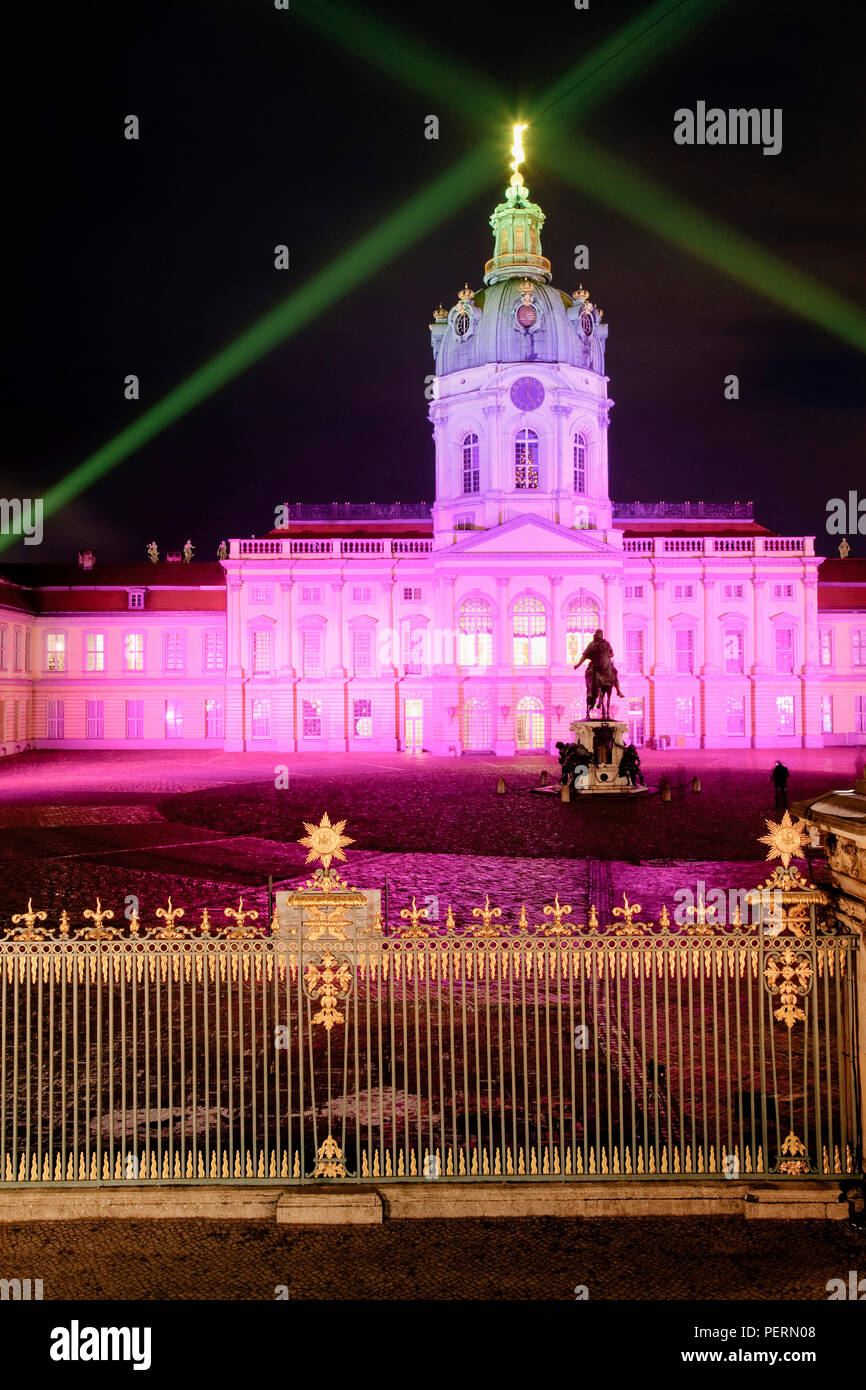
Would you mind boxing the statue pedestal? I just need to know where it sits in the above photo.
[568,718,647,795]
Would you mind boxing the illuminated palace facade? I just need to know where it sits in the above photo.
[1,155,865,757]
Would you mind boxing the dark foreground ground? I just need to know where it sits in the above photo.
[2,1215,864,1300]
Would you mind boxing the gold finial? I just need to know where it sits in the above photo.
[154,897,187,938]
[399,896,430,937]
[659,904,671,928]
[433,303,448,322]
[509,122,528,187]
[611,893,645,934]
[82,898,119,939]
[684,892,719,935]
[298,812,354,871]
[517,904,529,931]
[58,909,71,936]
[445,904,456,931]
[758,812,810,870]
[223,896,260,938]
[472,893,503,936]
[541,893,573,934]
[199,907,213,935]
[10,898,49,939]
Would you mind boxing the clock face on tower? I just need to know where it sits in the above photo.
[509,376,545,411]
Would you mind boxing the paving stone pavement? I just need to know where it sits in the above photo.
[1,1216,864,1300]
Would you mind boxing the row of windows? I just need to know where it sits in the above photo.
[45,699,225,740]
[822,694,866,734]
[458,431,591,495]
[39,630,226,674]
[0,698,29,741]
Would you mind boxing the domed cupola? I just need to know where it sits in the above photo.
[429,126,608,379]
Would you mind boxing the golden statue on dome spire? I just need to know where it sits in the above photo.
[509,122,528,189]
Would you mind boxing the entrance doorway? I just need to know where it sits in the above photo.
[516,695,545,751]
[405,698,423,753]
[628,698,645,747]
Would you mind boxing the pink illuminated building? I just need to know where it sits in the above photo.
[1,167,865,755]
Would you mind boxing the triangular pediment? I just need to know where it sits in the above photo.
[446,514,620,555]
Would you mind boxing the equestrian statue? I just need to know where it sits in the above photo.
[574,628,624,720]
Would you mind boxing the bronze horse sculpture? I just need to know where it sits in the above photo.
[574,629,624,720]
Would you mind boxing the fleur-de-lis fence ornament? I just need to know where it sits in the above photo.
[82,899,120,939]
[540,893,573,935]
[9,899,49,940]
[223,897,260,938]
[471,894,503,937]
[683,893,720,935]
[611,894,646,935]
[399,896,430,938]
[154,898,187,939]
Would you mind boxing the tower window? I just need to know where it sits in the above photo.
[514,429,539,490]
[574,433,587,493]
[462,433,480,494]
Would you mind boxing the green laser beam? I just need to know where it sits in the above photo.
[11,0,731,550]
[542,135,866,354]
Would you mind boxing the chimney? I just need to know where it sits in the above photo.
[78,550,95,570]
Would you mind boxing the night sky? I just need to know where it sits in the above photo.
[4,0,865,564]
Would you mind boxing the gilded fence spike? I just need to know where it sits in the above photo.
[55,1154,62,1183]
[482,1150,490,1176]
[834,1146,842,1174]
[745,1146,753,1174]
[517,904,529,930]
[445,904,456,931]
[574,1148,582,1175]
[471,1150,478,1176]
[553,1148,561,1175]
[674,1147,681,1174]
[373,1152,380,1178]
[530,1148,538,1176]
[494,1148,501,1176]
[293,1152,301,1179]
[199,1153,206,1179]
[257,1151,265,1178]
[410,1150,417,1176]
[601,1149,609,1175]
[362,1152,369,1178]
[447,1149,454,1177]
[685,1146,692,1173]
[542,1148,550,1175]
[613,1147,621,1175]
[386,1152,393,1177]
[589,1148,596,1175]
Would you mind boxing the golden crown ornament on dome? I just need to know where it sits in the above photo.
[432,304,448,322]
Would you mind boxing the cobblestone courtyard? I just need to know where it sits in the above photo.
[0,747,861,926]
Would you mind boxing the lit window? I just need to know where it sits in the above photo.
[206,698,224,739]
[204,630,225,670]
[351,586,372,602]
[772,583,794,600]
[85,633,105,673]
[673,584,694,600]
[624,585,644,601]
[566,592,601,665]
[302,698,322,738]
[573,433,587,492]
[352,629,373,676]
[86,699,104,739]
[126,700,144,739]
[46,633,65,672]
[403,587,422,601]
[302,629,323,676]
[723,629,744,674]
[13,629,22,671]
[251,585,274,604]
[513,595,547,666]
[726,696,745,735]
[723,583,744,600]
[624,629,644,674]
[674,628,694,674]
[821,695,833,734]
[251,697,271,738]
[819,630,832,667]
[462,696,491,751]
[455,513,476,530]
[353,698,372,738]
[852,629,866,666]
[164,632,185,672]
[251,630,272,675]
[776,695,795,736]
[46,699,64,739]
[675,696,695,735]
[165,700,183,738]
[300,586,322,603]
[774,627,794,674]
[462,433,480,493]
[514,429,539,490]
[458,597,494,667]
[125,633,144,672]
[128,590,145,610]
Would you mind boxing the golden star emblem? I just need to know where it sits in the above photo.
[298,812,354,870]
[758,812,810,869]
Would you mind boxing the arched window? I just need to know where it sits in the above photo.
[458,596,494,667]
[574,433,588,492]
[513,595,547,666]
[514,429,539,490]
[463,696,491,751]
[516,695,545,751]
[566,592,601,665]
[462,433,479,494]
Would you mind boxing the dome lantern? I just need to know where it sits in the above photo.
[484,124,551,286]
